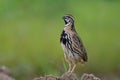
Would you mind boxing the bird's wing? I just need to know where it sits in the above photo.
[71,33,87,62]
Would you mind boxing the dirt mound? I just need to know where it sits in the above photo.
[33,72,101,80]
[0,66,101,80]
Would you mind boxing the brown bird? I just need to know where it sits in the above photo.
[60,14,87,73]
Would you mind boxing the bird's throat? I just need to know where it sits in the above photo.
[65,22,71,26]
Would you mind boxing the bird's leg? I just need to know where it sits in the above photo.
[68,63,72,73]
[71,64,76,73]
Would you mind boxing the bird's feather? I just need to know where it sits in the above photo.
[71,33,87,62]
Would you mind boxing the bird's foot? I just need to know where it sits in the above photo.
[65,71,74,77]
[61,72,78,80]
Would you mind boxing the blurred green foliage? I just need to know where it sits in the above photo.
[0,0,120,80]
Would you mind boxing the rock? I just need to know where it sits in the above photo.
[0,66,15,80]
[33,73,101,80]
[81,73,101,80]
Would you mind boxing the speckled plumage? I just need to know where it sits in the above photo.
[60,14,87,73]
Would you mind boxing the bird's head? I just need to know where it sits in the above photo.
[62,14,74,26]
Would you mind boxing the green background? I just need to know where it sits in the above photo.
[0,0,120,80]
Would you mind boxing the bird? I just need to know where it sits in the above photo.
[60,14,87,73]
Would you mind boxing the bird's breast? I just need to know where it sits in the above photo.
[60,30,67,45]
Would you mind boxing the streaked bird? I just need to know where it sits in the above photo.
[60,14,87,73]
